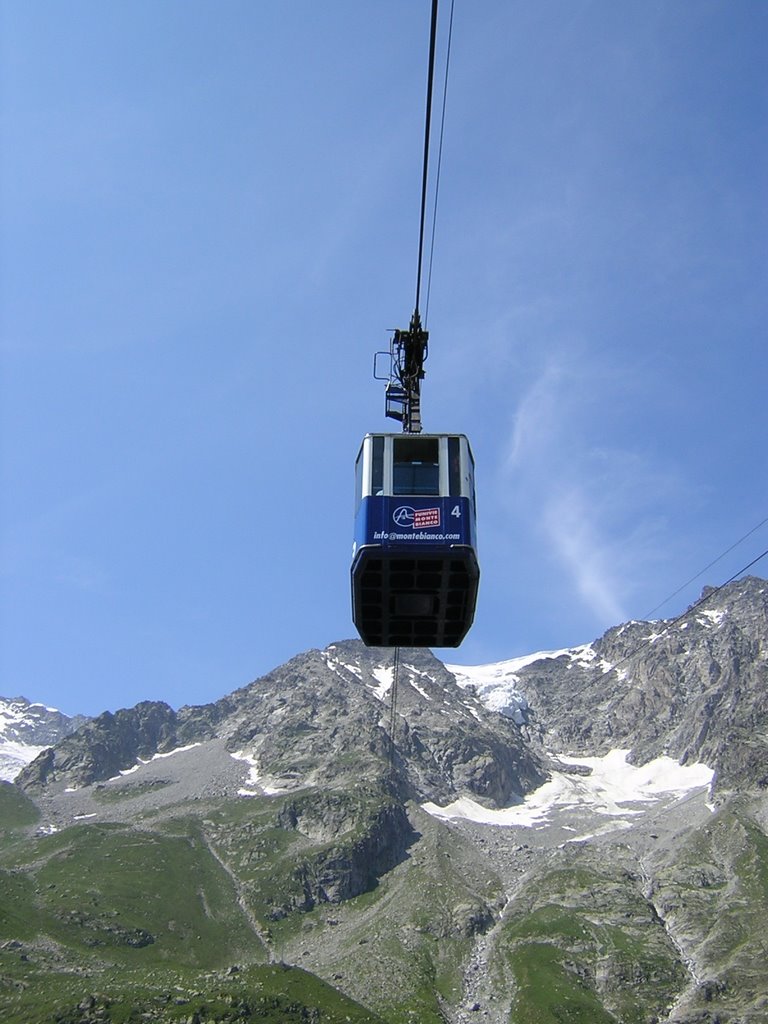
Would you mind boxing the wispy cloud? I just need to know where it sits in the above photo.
[505,358,566,471]
[498,350,689,627]
[542,485,629,625]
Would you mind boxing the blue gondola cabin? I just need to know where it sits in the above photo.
[351,433,479,647]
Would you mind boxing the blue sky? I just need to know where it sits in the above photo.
[2,1,766,716]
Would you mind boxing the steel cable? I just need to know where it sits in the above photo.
[414,0,439,317]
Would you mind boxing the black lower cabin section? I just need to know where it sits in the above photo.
[351,547,479,647]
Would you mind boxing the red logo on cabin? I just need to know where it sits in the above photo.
[414,507,440,529]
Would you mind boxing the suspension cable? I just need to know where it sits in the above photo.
[424,0,455,327]
[599,545,768,682]
[388,646,401,778]
[641,513,768,620]
[414,0,440,318]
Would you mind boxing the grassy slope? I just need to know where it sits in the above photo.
[0,786,502,1023]
[0,961,388,1024]
[494,798,768,1024]
[496,859,687,1024]
[0,782,39,839]
[0,794,386,1023]
[3,780,768,1023]
[649,796,768,1020]
[204,797,503,1024]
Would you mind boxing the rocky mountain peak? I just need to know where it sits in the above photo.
[453,576,768,793]
[16,642,546,809]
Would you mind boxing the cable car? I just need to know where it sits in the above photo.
[351,432,479,647]
[350,1,479,650]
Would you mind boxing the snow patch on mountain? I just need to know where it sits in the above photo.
[698,608,726,626]
[323,648,363,680]
[0,739,49,782]
[409,679,432,702]
[423,749,714,839]
[229,749,294,796]
[446,644,642,723]
[105,743,204,781]
[370,667,393,701]
[444,651,588,724]
[1,695,86,782]
[324,646,397,701]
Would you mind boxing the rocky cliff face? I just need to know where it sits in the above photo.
[17,644,546,808]
[460,576,768,794]
[16,700,184,790]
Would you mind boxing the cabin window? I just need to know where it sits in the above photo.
[371,436,384,495]
[448,436,461,496]
[393,436,440,496]
[467,447,477,516]
[355,448,364,509]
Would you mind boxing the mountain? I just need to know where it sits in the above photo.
[16,644,545,808]
[2,577,767,1024]
[0,696,89,783]
[449,575,768,793]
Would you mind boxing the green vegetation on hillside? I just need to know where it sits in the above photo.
[496,860,687,1024]
[3,775,768,1023]
[0,961,387,1023]
[0,782,40,838]
[0,801,388,1022]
